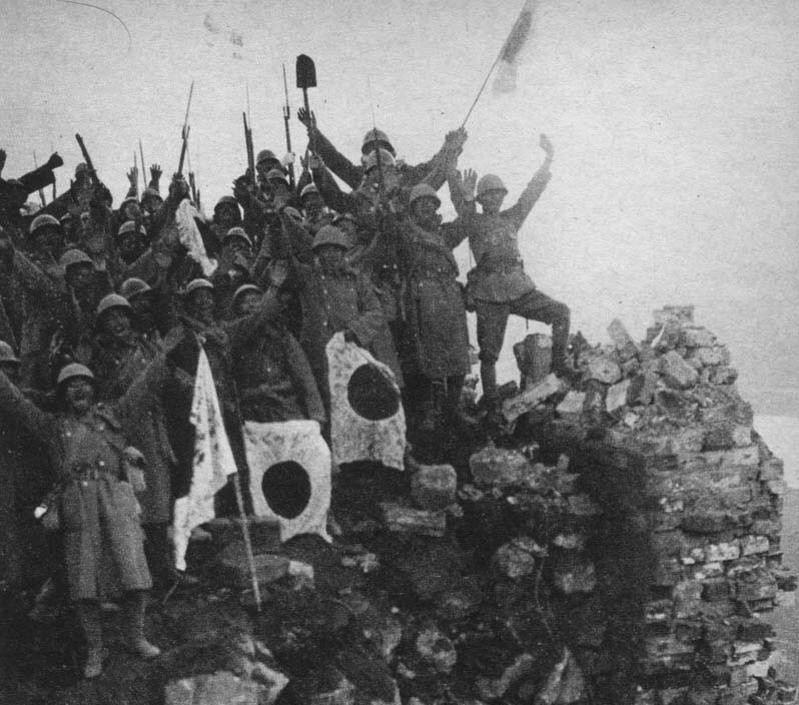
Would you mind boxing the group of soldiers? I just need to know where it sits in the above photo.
[0,112,570,678]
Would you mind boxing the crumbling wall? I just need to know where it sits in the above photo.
[160,306,795,705]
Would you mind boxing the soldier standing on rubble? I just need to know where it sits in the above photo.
[454,135,571,404]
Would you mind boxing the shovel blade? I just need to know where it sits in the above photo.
[296,54,317,89]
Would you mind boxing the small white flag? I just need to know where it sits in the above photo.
[172,346,237,570]
[493,0,537,94]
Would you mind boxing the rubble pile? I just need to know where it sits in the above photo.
[155,305,795,705]
[502,305,797,704]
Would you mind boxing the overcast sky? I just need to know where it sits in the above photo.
[2,0,797,413]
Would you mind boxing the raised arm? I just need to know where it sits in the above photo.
[501,134,554,229]
[298,108,363,189]
[0,368,57,445]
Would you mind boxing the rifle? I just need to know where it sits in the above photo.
[133,151,140,200]
[177,80,195,176]
[139,139,147,189]
[32,151,47,207]
[243,112,255,184]
[75,133,97,181]
[282,64,296,189]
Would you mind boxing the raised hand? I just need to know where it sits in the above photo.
[461,168,477,199]
[297,107,316,130]
[127,165,138,187]
[150,163,162,183]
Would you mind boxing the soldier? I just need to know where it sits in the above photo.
[299,183,333,235]
[210,195,243,254]
[92,293,178,592]
[0,361,164,677]
[455,135,571,401]
[230,283,325,426]
[388,183,472,431]
[297,109,468,194]
[280,224,398,411]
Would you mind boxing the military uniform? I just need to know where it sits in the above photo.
[462,164,570,395]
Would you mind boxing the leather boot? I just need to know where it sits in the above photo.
[76,601,104,678]
[122,591,161,659]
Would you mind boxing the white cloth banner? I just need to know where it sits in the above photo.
[244,419,331,543]
[172,347,237,570]
[175,198,217,277]
[326,332,406,471]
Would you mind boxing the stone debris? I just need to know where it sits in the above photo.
[410,464,458,510]
[502,373,567,422]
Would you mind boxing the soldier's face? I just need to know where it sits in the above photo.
[35,227,64,258]
[189,289,215,320]
[303,193,324,217]
[236,291,261,316]
[101,308,132,338]
[215,204,239,228]
[129,294,154,327]
[66,263,94,292]
[411,197,439,226]
[316,244,345,274]
[225,237,250,257]
[478,190,506,214]
[64,377,94,414]
[0,362,19,384]
[142,195,163,214]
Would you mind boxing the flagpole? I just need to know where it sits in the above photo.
[232,471,262,612]
[460,47,505,129]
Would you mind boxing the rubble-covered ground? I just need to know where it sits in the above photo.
[0,305,796,705]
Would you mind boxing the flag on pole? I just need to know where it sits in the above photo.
[493,0,537,94]
[172,346,237,570]
[173,198,217,277]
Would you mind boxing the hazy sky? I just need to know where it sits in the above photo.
[2,0,798,413]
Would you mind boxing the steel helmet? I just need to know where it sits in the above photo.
[312,225,350,251]
[56,362,94,386]
[256,149,279,166]
[476,174,508,199]
[0,341,19,365]
[408,183,441,209]
[184,278,214,295]
[233,283,263,304]
[214,195,238,212]
[266,169,289,186]
[141,187,162,201]
[363,149,396,174]
[119,278,152,300]
[59,248,94,269]
[224,227,252,247]
[300,183,320,199]
[120,195,138,210]
[29,214,61,236]
[117,220,147,238]
[332,212,357,226]
[361,128,396,156]
[96,293,132,318]
[283,206,303,222]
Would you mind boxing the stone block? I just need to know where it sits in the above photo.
[653,305,695,326]
[415,625,457,674]
[606,378,631,413]
[551,554,596,594]
[494,537,544,578]
[672,579,703,618]
[708,366,738,385]
[469,446,533,488]
[165,671,260,705]
[607,318,639,359]
[705,541,741,562]
[660,351,699,389]
[379,503,446,537]
[587,356,622,384]
[475,653,535,700]
[681,326,716,348]
[689,346,731,368]
[556,391,586,421]
[566,493,603,517]
[213,549,290,589]
[740,535,769,556]
[250,662,289,705]
[758,457,784,481]
[410,464,457,510]
[681,510,728,535]
[513,333,552,388]
[501,373,567,422]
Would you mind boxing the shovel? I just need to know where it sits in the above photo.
[296,54,318,155]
